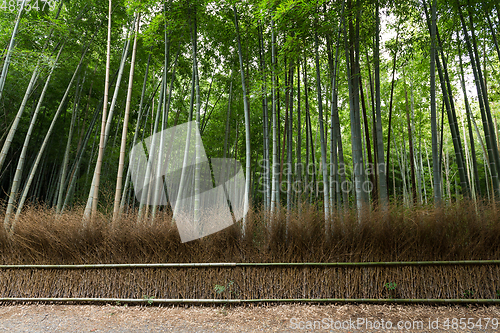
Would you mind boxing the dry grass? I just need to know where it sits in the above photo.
[3,200,497,264]
[0,200,499,299]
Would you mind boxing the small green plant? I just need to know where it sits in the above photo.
[143,295,155,305]
[462,290,475,299]
[214,280,238,298]
[384,282,397,290]
[214,280,238,315]
[384,282,397,298]
[214,284,226,295]
[496,290,500,298]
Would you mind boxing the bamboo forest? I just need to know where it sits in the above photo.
[1,0,500,288]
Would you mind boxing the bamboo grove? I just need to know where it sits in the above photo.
[1,0,500,235]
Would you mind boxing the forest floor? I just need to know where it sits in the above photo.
[0,303,499,332]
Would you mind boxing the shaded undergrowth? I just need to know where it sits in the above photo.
[0,201,499,300]
[1,200,499,265]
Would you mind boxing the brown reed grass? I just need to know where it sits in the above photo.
[0,200,499,300]
[0,200,499,265]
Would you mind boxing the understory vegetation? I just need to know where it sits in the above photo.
[1,202,499,300]
[1,201,499,264]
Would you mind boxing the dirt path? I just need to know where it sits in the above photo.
[0,303,499,332]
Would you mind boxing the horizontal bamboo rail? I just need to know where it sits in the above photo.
[0,297,499,304]
[1,260,500,269]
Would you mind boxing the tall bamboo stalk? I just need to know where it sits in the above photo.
[113,13,140,221]
[85,24,132,218]
[457,32,481,198]
[286,63,293,232]
[56,71,84,212]
[234,5,251,235]
[258,25,270,212]
[458,5,500,196]
[314,30,330,225]
[3,45,64,230]
[374,0,388,208]
[384,27,399,197]
[90,0,113,220]
[0,0,27,102]
[120,50,152,210]
[270,19,280,215]
[429,0,441,205]
[0,2,63,173]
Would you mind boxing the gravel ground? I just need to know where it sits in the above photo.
[0,303,499,332]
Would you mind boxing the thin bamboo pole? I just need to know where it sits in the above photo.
[0,0,27,101]
[234,5,251,235]
[1,260,499,269]
[0,298,498,304]
[89,0,113,220]
[113,13,140,221]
